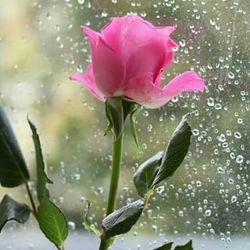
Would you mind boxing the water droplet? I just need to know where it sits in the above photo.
[179,39,186,47]
[178,210,184,217]
[74,174,81,180]
[77,65,83,72]
[193,129,199,136]
[215,103,222,110]
[59,197,64,203]
[209,18,216,26]
[236,155,244,164]
[156,185,165,194]
[228,72,235,79]
[97,187,104,194]
[218,134,226,142]
[234,131,242,139]
[207,97,214,107]
[205,209,211,217]
[217,167,225,174]
[196,181,202,187]
[46,12,51,19]
[151,225,158,232]
[68,221,76,230]
[231,196,237,203]
[147,124,153,132]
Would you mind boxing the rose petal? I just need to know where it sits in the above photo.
[92,37,126,96]
[156,26,176,40]
[124,71,205,109]
[125,40,166,81]
[124,73,172,108]
[69,64,105,101]
[101,15,155,53]
[82,26,126,97]
[154,45,175,86]
[82,26,100,53]
[101,16,178,85]
[163,71,205,94]
[119,15,157,46]
[76,17,205,108]
[102,15,165,61]
[153,27,178,85]
[100,17,123,52]
[115,17,167,81]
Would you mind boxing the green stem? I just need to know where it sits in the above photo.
[99,135,123,250]
[106,135,123,215]
[25,182,37,218]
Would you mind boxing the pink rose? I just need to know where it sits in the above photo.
[70,15,205,108]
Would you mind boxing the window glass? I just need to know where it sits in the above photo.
[0,0,249,249]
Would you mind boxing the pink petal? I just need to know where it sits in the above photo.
[82,26,126,97]
[109,17,167,81]
[153,47,175,86]
[153,27,178,85]
[124,72,153,102]
[156,26,178,55]
[101,15,155,53]
[124,73,172,108]
[125,39,166,81]
[102,15,165,62]
[163,71,205,94]
[124,71,205,109]
[69,64,105,101]
[153,45,175,86]
[119,15,157,47]
[166,37,178,50]
[101,15,177,85]
[154,70,164,86]
[92,37,126,96]
[156,26,176,39]
[82,26,100,53]
[164,37,178,62]
[100,17,124,52]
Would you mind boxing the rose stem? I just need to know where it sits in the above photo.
[99,134,123,250]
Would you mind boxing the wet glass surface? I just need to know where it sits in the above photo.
[0,0,249,249]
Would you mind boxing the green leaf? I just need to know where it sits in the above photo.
[152,116,192,186]
[0,195,30,232]
[105,99,140,146]
[102,200,144,239]
[122,100,140,148]
[37,197,68,248]
[133,151,163,197]
[28,119,52,202]
[174,240,193,250]
[130,110,140,149]
[105,97,124,140]
[0,106,29,187]
[153,240,193,250]
[153,242,173,250]
[122,100,136,121]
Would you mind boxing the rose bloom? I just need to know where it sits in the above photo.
[70,15,205,108]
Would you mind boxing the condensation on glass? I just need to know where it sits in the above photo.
[0,0,249,249]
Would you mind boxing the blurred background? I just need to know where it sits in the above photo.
[0,0,249,249]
